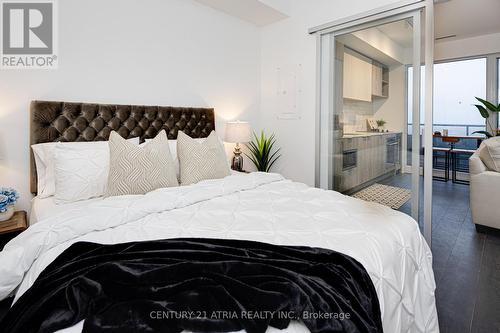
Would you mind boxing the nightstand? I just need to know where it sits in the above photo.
[0,211,28,250]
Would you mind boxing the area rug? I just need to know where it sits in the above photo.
[352,183,411,209]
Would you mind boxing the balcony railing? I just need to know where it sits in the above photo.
[407,123,486,137]
[406,123,486,166]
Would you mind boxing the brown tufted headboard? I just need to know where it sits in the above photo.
[30,100,215,194]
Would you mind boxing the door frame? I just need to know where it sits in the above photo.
[311,0,434,245]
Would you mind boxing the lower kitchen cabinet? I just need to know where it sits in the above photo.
[336,133,401,193]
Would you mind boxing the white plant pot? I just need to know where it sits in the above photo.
[0,205,14,222]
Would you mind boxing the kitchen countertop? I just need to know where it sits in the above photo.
[342,131,402,139]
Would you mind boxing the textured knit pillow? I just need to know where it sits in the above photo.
[105,131,178,197]
[479,137,500,172]
[177,131,230,185]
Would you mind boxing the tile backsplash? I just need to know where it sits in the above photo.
[342,99,373,132]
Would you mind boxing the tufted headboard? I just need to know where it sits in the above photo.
[30,100,215,194]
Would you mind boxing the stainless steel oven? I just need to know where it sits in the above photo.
[386,136,400,167]
[343,149,357,170]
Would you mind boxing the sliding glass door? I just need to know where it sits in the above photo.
[498,57,500,122]
[315,4,434,243]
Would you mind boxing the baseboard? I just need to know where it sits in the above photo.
[475,224,500,236]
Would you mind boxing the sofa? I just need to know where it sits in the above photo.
[470,138,500,231]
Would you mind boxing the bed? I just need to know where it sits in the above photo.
[0,101,439,333]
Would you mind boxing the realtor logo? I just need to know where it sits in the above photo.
[1,0,58,69]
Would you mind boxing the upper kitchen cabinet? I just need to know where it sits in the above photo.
[343,51,372,102]
[371,62,389,98]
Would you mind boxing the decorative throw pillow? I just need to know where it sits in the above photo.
[142,138,205,180]
[177,131,230,185]
[105,130,178,197]
[479,137,500,172]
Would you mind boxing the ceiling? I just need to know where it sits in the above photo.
[435,0,500,42]
[194,0,289,26]
[377,20,413,48]
[338,18,413,67]
[195,0,500,42]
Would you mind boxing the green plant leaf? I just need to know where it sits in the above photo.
[472,130,493,138]
[474,104,490,119]
[245,130,281,172]
[267,155,281,172]
[266,149,281,172]
[476,97,498,112]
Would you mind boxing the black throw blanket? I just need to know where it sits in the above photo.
[0,238,382,333]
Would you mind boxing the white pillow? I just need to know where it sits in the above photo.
[54,144,110,204]
[479,137,500,172]
[32,138,139,198]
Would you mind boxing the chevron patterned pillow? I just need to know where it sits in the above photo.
[105,130,178,197]
[177,131,230,185]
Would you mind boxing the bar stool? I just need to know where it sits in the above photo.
[432,147,451,181]
[450,148,475,185]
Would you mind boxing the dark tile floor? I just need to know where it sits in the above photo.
[380,174,500,333]
[1,175,499,332]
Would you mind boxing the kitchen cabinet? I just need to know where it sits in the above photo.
[342,50,389,102]
[343,51,372,102]
[336,133,401,193]
[371,63,389,98]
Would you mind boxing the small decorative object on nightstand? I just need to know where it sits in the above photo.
[225,121,252,172]
[0,188,19,222]
[0,211,27,249]
[245,131,281,172]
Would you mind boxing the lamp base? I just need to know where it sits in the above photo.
[231,143,244,171]
[231,154,244,171]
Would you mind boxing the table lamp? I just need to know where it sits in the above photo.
[225,121,252,171]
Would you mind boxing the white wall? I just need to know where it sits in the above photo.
[435,31,500,61]
[259,0,402,186]
[373,65,406,132]
[0,0,411,212]
[0,0,261,212]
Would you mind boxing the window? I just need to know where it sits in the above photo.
[408,58,487,136]
[406,58,487,165]
[433,58,486,136]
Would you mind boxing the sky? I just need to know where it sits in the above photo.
[407,58,492,135]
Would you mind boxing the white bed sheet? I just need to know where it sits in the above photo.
[30,196,103,225]
[30,170,245,225]
[1,173,439,333]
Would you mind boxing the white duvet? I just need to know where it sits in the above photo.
[0,172,438,333]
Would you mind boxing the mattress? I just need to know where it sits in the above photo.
[1,173,439,332]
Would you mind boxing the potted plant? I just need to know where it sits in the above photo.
[245,131,281,172]
[0,188,19,222]
[472,97,500,137]
[376,119,387,132]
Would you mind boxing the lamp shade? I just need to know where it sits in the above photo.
[225,121,252,143]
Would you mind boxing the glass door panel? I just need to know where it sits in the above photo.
[330,16,421,221]
[317,7,434,241]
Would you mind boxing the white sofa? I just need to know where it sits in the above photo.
[470,142,500,230]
